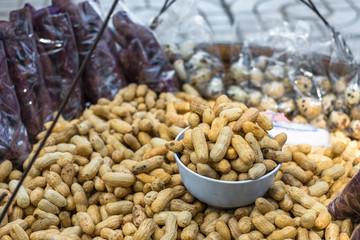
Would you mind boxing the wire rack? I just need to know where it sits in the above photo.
[0,0,360,55]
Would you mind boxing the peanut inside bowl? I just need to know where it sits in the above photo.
[166,95,290,181]
[174,127,282,208]
[166,94,291,208]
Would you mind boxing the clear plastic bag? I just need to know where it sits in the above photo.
[31,6,83,120]
[325,29,360,138]
[230,19,337,130]
[310,36,333,98]
[79,0,127,103]
[0,7,53,141]
[152,0,225,99]
[111,3,179,93]
[328,34,358,98]
[341,70,360,139]
[229,21,317,121]
[0,40,31,168]
[285,23,327,127]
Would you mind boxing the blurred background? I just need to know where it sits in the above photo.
[1,0,359,56]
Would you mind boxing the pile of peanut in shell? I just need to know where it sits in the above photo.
[0,83,359,240]
[166,95,291,181]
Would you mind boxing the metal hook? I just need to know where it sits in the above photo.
[150,0,177,30]
[299,0,355,63]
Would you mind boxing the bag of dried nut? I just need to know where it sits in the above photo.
[326,31,360,139]
[153,0,225,99]
[229,21,313,120]
[110,3,179,93]
[285,23,329,129]
[227,20,267,109]
[341,70,360,139]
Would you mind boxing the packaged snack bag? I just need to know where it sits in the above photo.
[0,40,31,167]
[112,6,179,93]
[32,6,83,119]
[0,7,53,140]
[153,0,225,99]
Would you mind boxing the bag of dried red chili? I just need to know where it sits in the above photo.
[0,40,31,168]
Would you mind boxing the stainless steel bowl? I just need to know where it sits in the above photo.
[174,127,281,208]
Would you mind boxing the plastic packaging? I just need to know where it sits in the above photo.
[286,23,328,128]
[112,8,179,93]
[0,40,31,168]
[229,22,315,120]
[328,170,360,221]
[342,71,360,139]
[229,20,339,131]
[51,0,87,59]
[13,7,53,126]
[153,0,225,99]
[32,6,83,120]
[351,225,360,240]
[79,0,127,103]
[328,32,358,98]
[326,29,360,138]
[0,7,53,141]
